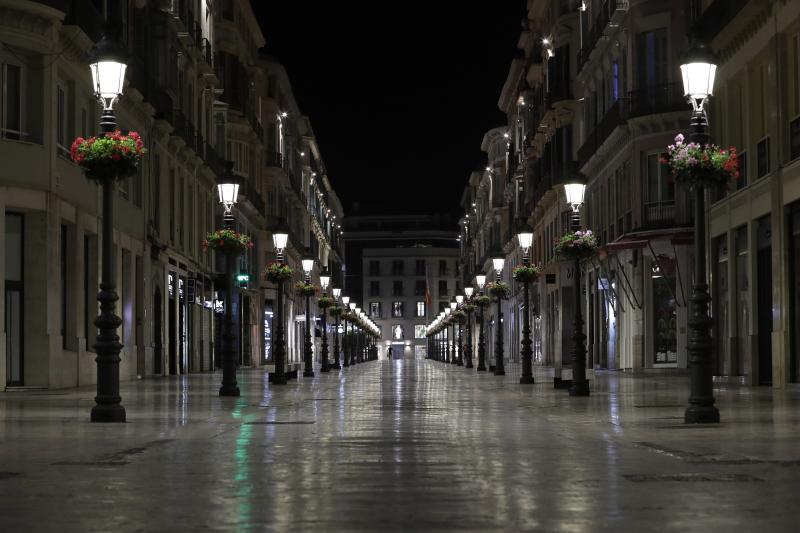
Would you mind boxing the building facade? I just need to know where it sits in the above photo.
[362,247,460,359]
[1,0,345,389]
[459,0,800,389]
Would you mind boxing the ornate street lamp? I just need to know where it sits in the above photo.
[517,229,535,384]
[476,275,487,371]
[464,287,474,368]
[563,173,589,396]
[331,288,342,369]
[449,299,459,365]
[301,257,315,378]
[444,307,452,363]
[88,34,129,422]
[319,269,331,372]
[680,38,720,424]
[342,296,351,368]
[349,303,357,365]
[492,256,506,376]
[455,294,464,366]
[271,228,290,385]
[218,165,242,397]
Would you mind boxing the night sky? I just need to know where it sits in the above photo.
[253,1,526,218]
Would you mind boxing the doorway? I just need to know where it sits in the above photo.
[154,286,163,374]
[756,216,772,385]
[5,213,23,386]
[168,271,177,375]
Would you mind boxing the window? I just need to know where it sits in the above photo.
[369,280,380,297]
[415,259,425,275]
[757,137,770,178]
[414,280,426,296]
[439,260,447,276]
[227,140,250,176]
[392,324,404,340]
[392,260,404,275]
[369,301,381,318]
[369,260,380,276]
[790,117,800,161]
[2,62,23,140]
[414,325,426,339]
[645,153,674,203]
[416,301,425,317]
[392,301,404,318]
[635,28,668,89]
[392,280,403,296]
[736,151,748,190]
[438,279,447,296]
[612,60,619,101]
[56,84,68,155]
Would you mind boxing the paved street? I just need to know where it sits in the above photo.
[1,361,798,532]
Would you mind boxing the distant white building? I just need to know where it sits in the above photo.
[362,246,460,359]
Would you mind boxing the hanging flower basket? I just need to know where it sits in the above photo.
[662,133,739,190]
[452,310,466,322]
[513,265,541,283]
[555,230,598,261]
[202,229,254,255]
[265,261,293,283]
[487,281,511,300]
[318,295,335,309]
[475,295,492,307]
[462,303,476,314]
[71,131,146,183]
[329,306,343,317]
[294,281,318,297]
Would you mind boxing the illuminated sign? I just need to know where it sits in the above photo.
[237,274,250,282]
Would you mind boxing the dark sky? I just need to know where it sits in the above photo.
[252,1,526,218]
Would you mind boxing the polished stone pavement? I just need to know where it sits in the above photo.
[1,360,799,532]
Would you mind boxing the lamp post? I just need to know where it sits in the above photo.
[342,296,350,368]
[88,35,129,422]
[444,307,452,363]
[450,300,459,365]
[272,229,289,385]
[301,257,315,378]
[476,275,487,371]
[680,39,720,424]
[332,288,342,370]
[517,229,535,384]
[217,165,242,397]
[464,288,474,368]
[455,294,464,366]
[564,175,590,396]
[492,256,506,376]
[349,303,357,365]
[320,269,331,373]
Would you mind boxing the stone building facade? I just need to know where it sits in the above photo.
[0,0,344,389]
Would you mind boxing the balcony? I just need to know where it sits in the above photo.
[578,83,685,166]
[625,82,685,119]
[203,142,227,178]
[643,201,676,229]
[578,0,630,72]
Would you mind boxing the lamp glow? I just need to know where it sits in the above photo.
[301,259,314,273]
[342,296,350,305]
[272,232,288,251]
[476,275,486,289]
[332,288,341,298]
[517,231,533,250]
[455,295,464,304]
[492,258,505,272]
[680,40,717,101]
[464,287,474,297]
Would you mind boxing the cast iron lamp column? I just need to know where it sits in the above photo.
[450,300,458,365]
[518,230,535,384]
[217,166,241,397]
[301,257,315,378]
[319,270,331,372]
[444,308,452,363]
[348,303,357,365]
[564,177,590,396]
[88,35,128,422]
[455,295,465,365]
[492,257,506,376]
[331,288,342,369]
[464,287,474,368]
[342,296,351,368]
[476,276,487,371]
[680,39,720,423]
[271,230,289,385]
